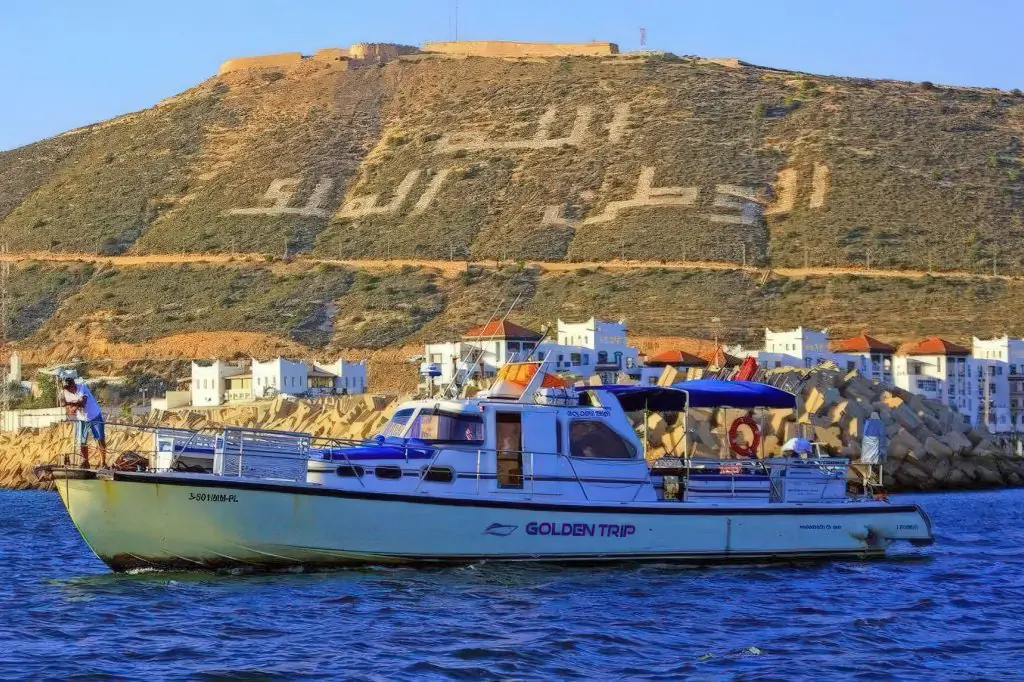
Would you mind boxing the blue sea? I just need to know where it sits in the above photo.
[1,489,1023,681]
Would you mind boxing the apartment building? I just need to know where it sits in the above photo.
[830,333,895,384]
[972,336,1024,433]
[421,317,641,391]
[893,337,976,424]
[191,357,368,405]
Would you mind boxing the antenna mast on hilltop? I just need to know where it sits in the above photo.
[639,27,647,47]
[455,0,459,41]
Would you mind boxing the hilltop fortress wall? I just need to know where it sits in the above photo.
[217,43,419,75]
[217,40,619,75]
[420,40,619,58]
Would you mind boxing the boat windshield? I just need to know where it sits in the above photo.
[407,410,485,444]
[379,409,415,438]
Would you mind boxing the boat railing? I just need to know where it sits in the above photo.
[66,422,849,502]
[651,456,851,503]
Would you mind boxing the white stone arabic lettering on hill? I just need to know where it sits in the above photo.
[228,177,334,218]
[222,100,831,227]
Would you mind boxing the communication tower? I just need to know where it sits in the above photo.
[639,27,647,47]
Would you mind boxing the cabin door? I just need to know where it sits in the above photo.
[522,411,559,494]
[495,413,524,489]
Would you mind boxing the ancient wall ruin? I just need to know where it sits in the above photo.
[217,43,418,75]
[217,52,304,75]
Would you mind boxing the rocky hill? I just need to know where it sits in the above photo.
[2,43,1024,380]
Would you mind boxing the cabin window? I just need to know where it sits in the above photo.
[336,465,365,478]
[375,466,403,480]
[407,411,484,444]
[569,421,635,459]
[423,466,455,483]
[379,409,414,437]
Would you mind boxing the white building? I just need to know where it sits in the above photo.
[313,359,368,395]
[421,317,642,392]
[423,320,544,388]
[189,357,369,406]
[972,336,1024,433]
[753,327,855,370]
[539,317,640,383]
[191,360,247,406]
[830,333,895,383]
[252,357,309,399]
[893,337,976,424]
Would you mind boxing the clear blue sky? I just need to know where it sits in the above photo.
[2,0,1021,151]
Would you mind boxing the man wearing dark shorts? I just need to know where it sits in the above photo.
[61,377,107,468]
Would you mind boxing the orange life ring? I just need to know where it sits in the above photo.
[728,414,761,458]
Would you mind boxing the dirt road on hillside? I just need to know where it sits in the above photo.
[0,251,1015,282]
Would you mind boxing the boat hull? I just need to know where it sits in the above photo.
[54,470,932,571]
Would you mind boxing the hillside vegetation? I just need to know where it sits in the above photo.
[2,49,1024,360]
[16,260,1024,354]
[2,54,1022,271]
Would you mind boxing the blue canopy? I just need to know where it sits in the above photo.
[576,385,690,411]
[577,380,795,411]
[671,380,796,409]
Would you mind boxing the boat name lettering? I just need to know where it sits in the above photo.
[525,521,636,538]
[189,492,239,503]
[798,523,841,530]
[896,524,919,530]
[567,410,610,418]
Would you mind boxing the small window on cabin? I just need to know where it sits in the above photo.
[336,465,365,478]
[569,421,635,459]
[375,466,403,480]
[423,466,455,483]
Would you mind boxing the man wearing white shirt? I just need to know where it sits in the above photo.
[61,377,107,469]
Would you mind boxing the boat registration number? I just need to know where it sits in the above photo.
[189,492,239,503]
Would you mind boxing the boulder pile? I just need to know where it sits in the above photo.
[633,363,1024,491]
[0,394,406,490]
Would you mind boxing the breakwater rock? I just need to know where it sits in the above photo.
[4,371,1023,493]
[1,394,404,490]
[638,364,1024,492]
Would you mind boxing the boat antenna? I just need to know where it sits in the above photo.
[443,289,524,399]
[523,323,551,363]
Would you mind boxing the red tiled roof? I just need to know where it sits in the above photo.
[831,333,896,354]
[642,340,740,368]
[647,349,709,367]
[898,336,970,356]
[462,320,542,341]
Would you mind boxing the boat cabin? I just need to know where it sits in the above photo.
[150,362,850,506]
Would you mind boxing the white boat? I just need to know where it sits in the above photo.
[43,362,932,571]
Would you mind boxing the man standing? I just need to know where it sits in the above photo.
[61,376,107,469]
